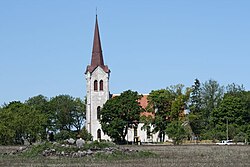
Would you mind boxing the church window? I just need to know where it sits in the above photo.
[99,80,103,91]
[94,80,98,91]
[97,106,101,119]
[97,129,101,140]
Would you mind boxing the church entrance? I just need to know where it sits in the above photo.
[97,129,101,141]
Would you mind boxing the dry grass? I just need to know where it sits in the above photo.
[0,145,250,167]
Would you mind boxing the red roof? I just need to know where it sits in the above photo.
[111,94,154,117]
[139,95,154,117]
[86,15,110,74]
[138,95,148,109]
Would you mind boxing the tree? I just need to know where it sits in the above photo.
[169,84,191,121]
[241,91,250,126]
[100,90,143,143]
[226,83,245,96]
[0,107,15,145]
[26,95,49,112]
[189,79,204,137]
[49,95,86,133]
[201,79,224,117]
[147,89,173,142]
[79,127,92,141]
[201,79,224,131]
[0,95,86,144]
[0,101,46,144]
[166,121,187,145]
[147,85,190,142]
[71,98,86,133]
[190,79,202,113]
[25,95,50,140]
[209,88,250,141]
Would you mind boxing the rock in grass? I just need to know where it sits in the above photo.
[67,138,75,145]
[76,138,85,148]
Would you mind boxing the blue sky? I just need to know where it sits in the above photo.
[1,0,250,105]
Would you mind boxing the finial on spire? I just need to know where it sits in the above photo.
[96,7,98,16]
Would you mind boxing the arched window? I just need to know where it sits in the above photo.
[97,106,101,120]
[99,80,103,91]
[94,80,98,91]
[97,129,101,140]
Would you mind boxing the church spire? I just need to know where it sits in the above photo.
[91,15,104,67]
[86,15,109,74]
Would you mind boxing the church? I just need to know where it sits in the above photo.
[85,16,170,143]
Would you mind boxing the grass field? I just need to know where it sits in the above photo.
[0,145,249,167]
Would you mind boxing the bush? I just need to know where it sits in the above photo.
[83,140,115,150]
[79,128,92,141]
[234,132,247,142]
[22,142,53,157]
[166,121,187,145]
[54,130,75,141]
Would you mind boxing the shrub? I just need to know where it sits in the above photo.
[166,121,187,145]
[79,128,92,141]
[54,130,75,141]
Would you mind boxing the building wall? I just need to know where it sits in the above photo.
[86,66,110,141]
[125,123,170,143]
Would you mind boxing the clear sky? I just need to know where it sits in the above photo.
[1,0,250,105]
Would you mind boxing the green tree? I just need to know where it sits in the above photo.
[0,101,46,144]
[189,79,204,137]
[166,121,187,145]
[49,95,75,131]
[100,90,143,143]
[240,91,250,126]
[0,107,15,145]
[190,79,202,113]
[71,98,86,133]
[209,86,250,141]
[79,127,93,141]
[226,83,244,96]
[169,84,191,121]
[201,79,224,131]
[147,85,190,142]
[49,95,86,133]
[26,95,49,112]
[210,94,246,140]
[147,89,173,142]
[25,95,50,140]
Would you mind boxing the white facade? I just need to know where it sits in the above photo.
[126,123,170,143]
[85,66,110,141]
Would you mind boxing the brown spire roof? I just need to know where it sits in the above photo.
[86,15,110,74]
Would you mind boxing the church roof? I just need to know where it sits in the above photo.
[139,95,154,117]
[111,94,154,118]
[86,15,110,74]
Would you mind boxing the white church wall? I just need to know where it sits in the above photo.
[125,123,171,143]
[86,67,110,141]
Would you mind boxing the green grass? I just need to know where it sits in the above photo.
[93,150,156,161]
[16,141,156,162]
[1,145,250,167]
[20,141,117,157]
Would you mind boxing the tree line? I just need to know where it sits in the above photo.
[1,79,250,145]
[100,79,250,144]
[0,95,90,145]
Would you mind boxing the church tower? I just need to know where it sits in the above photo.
[85,15,110,141]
